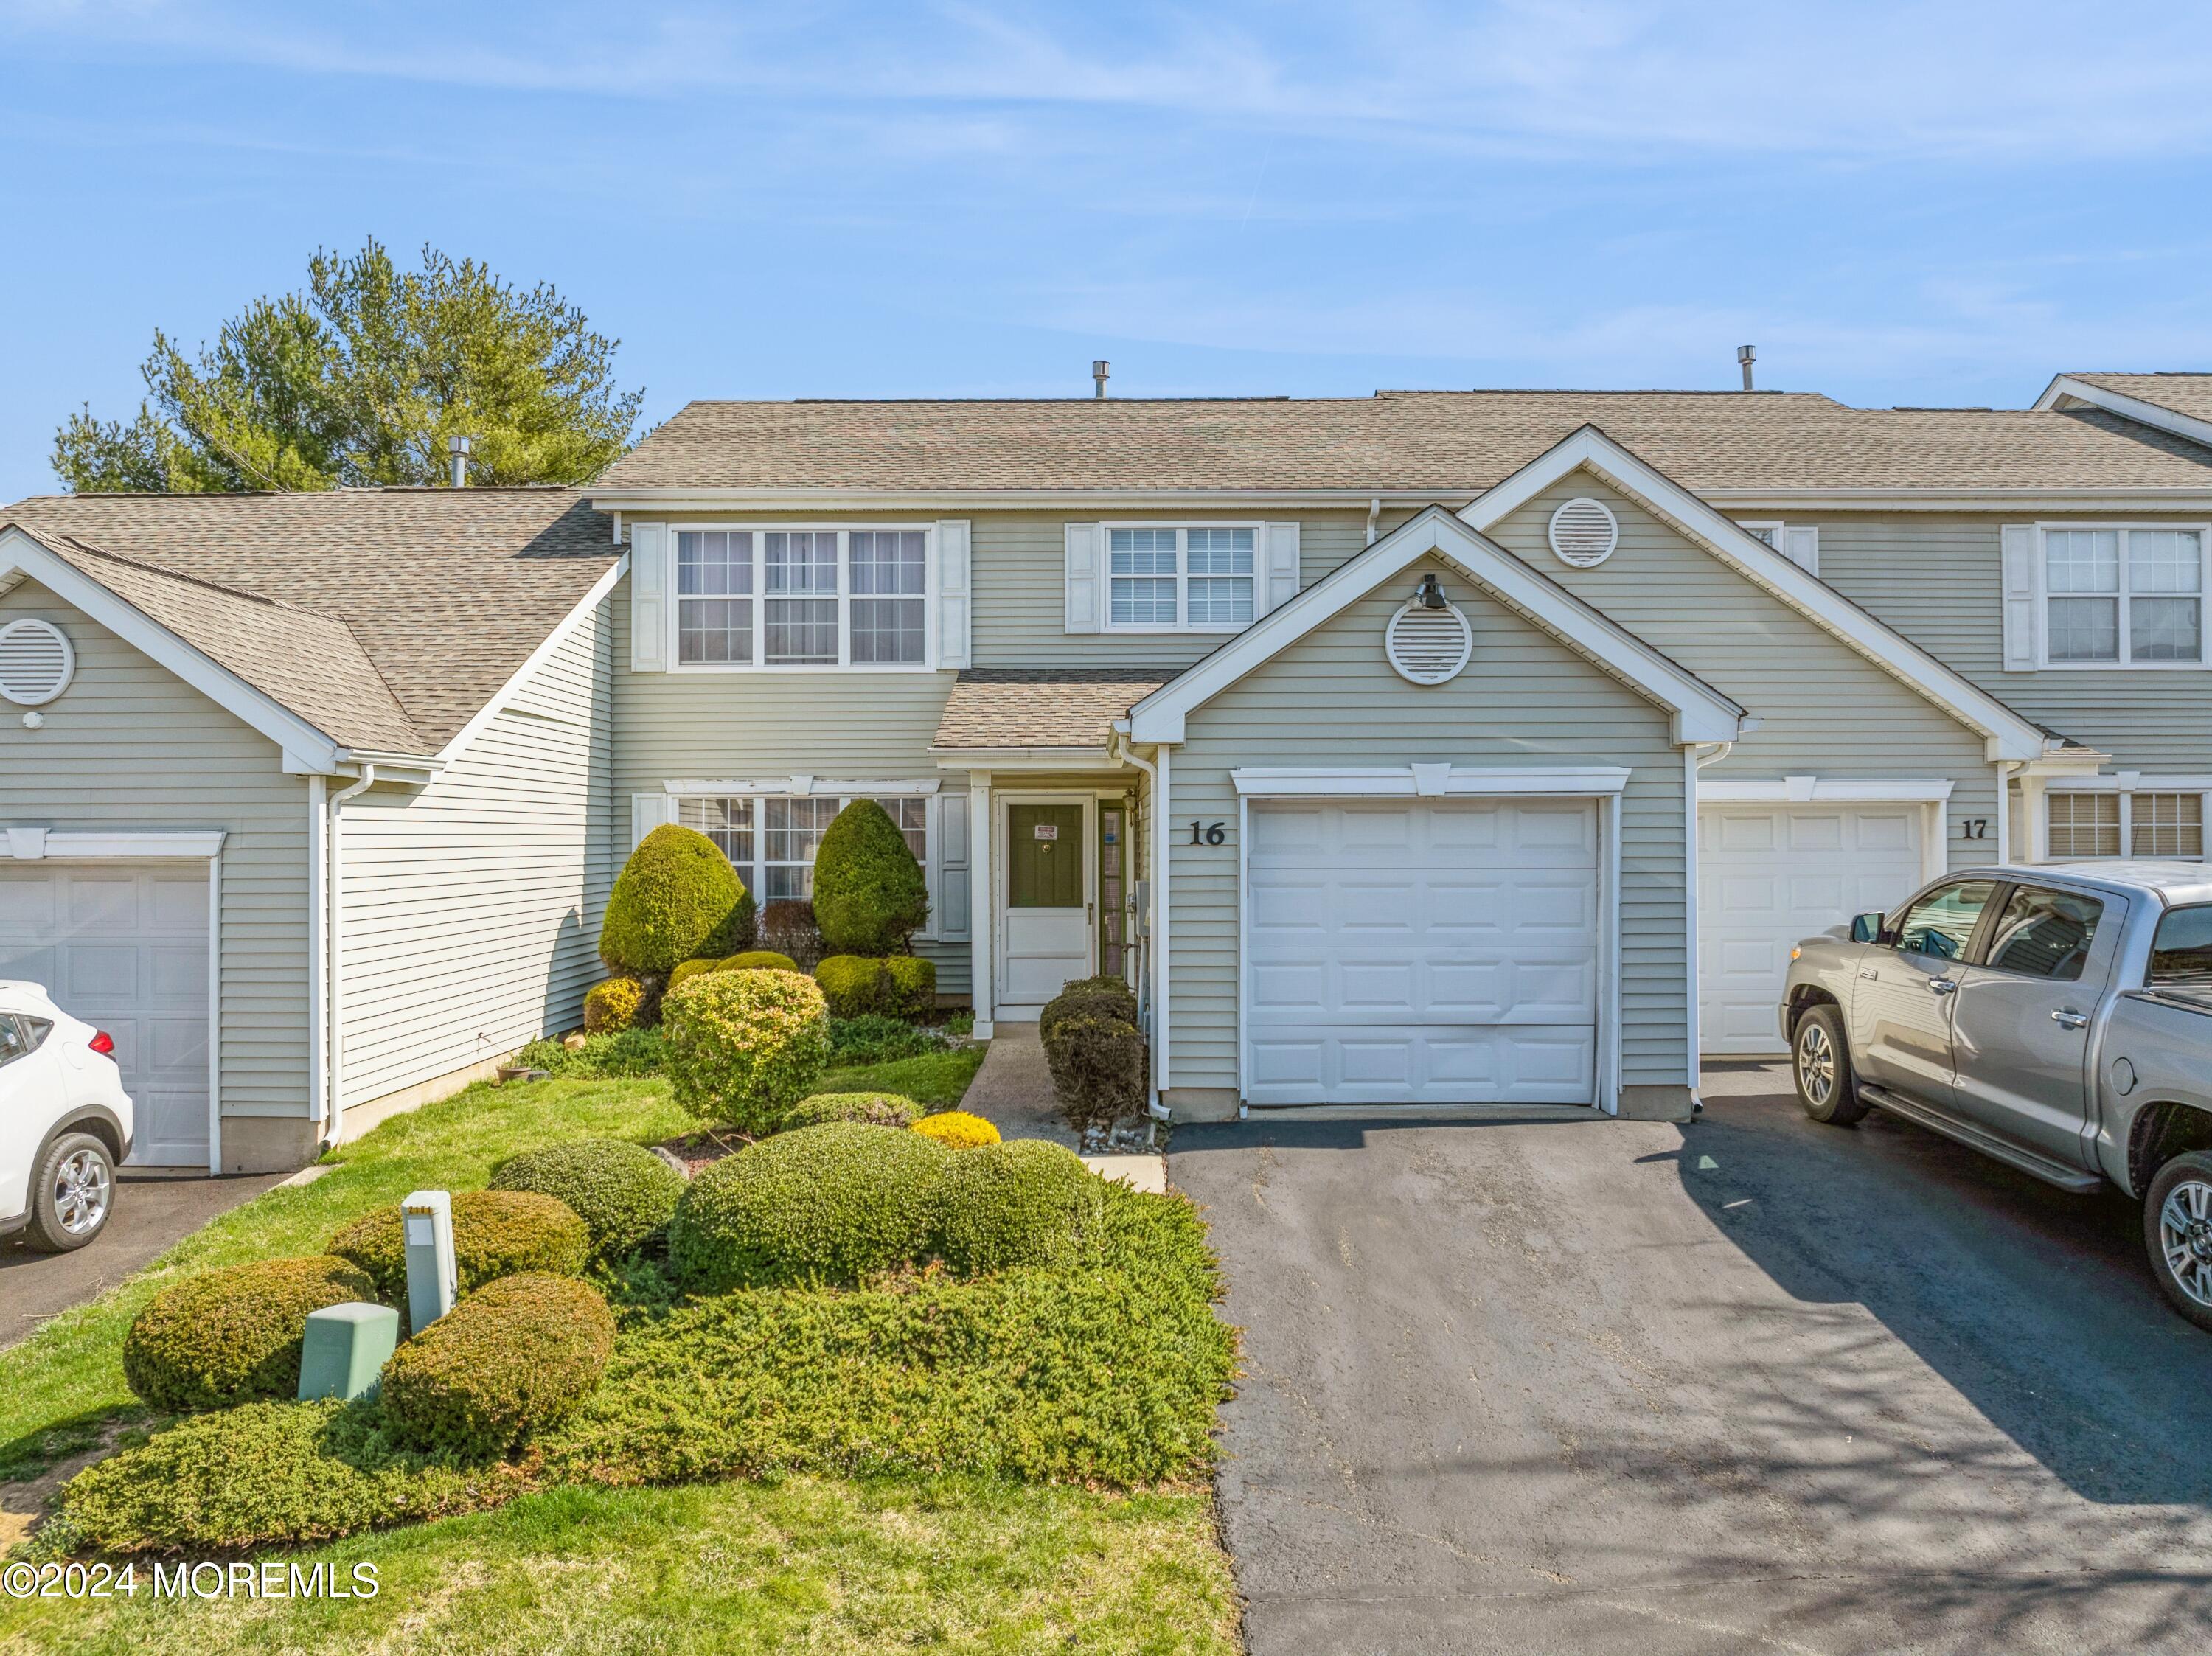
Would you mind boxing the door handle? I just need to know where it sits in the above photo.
[1859,968,1879,981]
[1927,977,1957,995]
[2051,1009,2089,1030]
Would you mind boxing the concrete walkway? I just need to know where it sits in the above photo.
[964,1024,1165,1193]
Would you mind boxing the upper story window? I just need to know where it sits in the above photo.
[1107,525,1256,630]
[1737,521,1820,574]
[675,526,931,669]
[2042,526,2204,666]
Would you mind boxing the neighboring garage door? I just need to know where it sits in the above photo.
[0,862,211,1166]
[1245,799,1601,1105]
[1699,804,1927,1055]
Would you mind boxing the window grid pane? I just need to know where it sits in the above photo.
[2047,597,2119,662]
[676,796,754,868]
[763,796,841,899]
[2132,792,2205,858]
[2048,793,2121,857]
[2131,596,2202,662]
[868,796,929,864]
[675,531,755,664]
[2129,529,2202,594]
[2045,529,2120,594]
[850,597,926,663]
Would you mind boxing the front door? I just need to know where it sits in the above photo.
[999,799,1092,1015]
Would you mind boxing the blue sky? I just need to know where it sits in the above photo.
[4,0,2211,501]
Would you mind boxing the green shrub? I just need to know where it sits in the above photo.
[725,949,799,972]
[667,1122,953,1291]
[52,1399,527,1553]
[1040,979,1138,1045]
[488,1138,686,1262]
[598,824,756,978]
[931,1140,1103,1276]
[883,953,937,1017]
[380,1275,616,1459]
[511,1027,667,1079]
[781,1091,925,1131]
[827,1013,941,1066]
[912,1110,1002,1150]
[1044,1016,1147,1134]
[327,1189,590,1302]
[813,954,888,1018]
[122,1256,380,1413]
[583,975,645,1034]
[813,800,929,954]
[660,967,830,1133]
[667,957,723,990]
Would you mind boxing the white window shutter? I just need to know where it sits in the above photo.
[2001,524,2039,669]
[934,520,972,668]
[1262,521,1301,613]
[937,792,969,939]
[1781,526,1820,576]
[630,792,675,850]
[1065,522,1102,633]
[630,522,668,672]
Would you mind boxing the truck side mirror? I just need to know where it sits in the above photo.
[1850,912,1885,944]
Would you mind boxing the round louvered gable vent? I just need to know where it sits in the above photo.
[0,619,74,706]
[1385,600,1473,685]
[1548,497,1619,568]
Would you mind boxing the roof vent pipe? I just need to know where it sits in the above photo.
[1092,360,1110,400]
[448,434,472,488]
[1737,344,1756,391]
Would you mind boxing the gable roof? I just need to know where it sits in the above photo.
[594,391,2212,497]
[1458,425,2051,761]
[1126,505,1745,746]
[0,489,617,759]
[2035,373,2212,451]
[932,668,1180,754]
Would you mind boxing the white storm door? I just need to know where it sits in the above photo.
[997,797,1095,1015]
[1698,803,1927,1055]
[1244,799,1601,1106]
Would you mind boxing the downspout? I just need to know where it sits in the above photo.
[1366,497,1382,546]
[307,774,328,1147]
[1109,730,1172,1124]
[1684,740,1735,1110]
[325,765,375,1147]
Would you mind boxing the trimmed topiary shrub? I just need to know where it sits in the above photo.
[827,1013,940,1066]
[667,957,723,990]
[122,1256,380,1413]
[327,1190,590,1303]
[583,975,645,1034]
[667,1122,953,1290]
[759,898,824,970]
[1044,1016,1147,1134]
[1040,978,1138,1045]
[380,1275,616,1459]
[781,1091,925,1131]
[911,1110,1001,1150]
[660,967,830,1134]
[813,800,929,955]
[598,824,756,980]
[932,1139,1105,1276]
[488,1139,686,1262]
[813,954,888,1018]
[724,950,799,973]
[883,953,937,1017]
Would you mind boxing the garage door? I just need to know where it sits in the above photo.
[1699,804,1925,1055]
[1245,799,1600,1105]
[0,863,210,1166]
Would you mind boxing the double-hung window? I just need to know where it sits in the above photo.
[2046,787,2208,860]
[674,527,931,667]
[678,793,933,908]
[1107,525,1256,630]
[2042,527,2205,665]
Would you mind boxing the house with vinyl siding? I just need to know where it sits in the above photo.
[4,372,2212,1169]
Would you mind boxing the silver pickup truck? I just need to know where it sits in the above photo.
[1779,860,2212,1332]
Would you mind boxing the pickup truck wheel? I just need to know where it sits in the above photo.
[2146,1150,2212,1333]
[1791,1006,1868,1126]
[22,1131,116,1253]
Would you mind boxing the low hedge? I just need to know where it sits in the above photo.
[660,967,830,1133]
[813,955,888,1018]
[380,1275,617,1459]
[122,1255,380,1413]
[912,1110,1001,1150]
[726,950,799,972]
[667,1121,953,1290]
[883,955,936,1017]
[327,1189,590,1302]
[932,1139,1103,1276]
[511,1028,667,1079]
[488,1138,686,1262]
[782,1091,924,1131]
[667,957,722,990]
[827,1013,941,1067]
[583,976,645,1034]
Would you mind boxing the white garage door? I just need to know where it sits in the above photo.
[0,863,211,1166]
[1699,804,1926,1055]
[1245,799,1600,1106]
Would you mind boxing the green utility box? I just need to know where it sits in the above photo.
[297,1301,401,1402]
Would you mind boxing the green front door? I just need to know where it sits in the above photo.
[1007,804,1085,908]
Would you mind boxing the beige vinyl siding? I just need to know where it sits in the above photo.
[1168,554,1688,1097]
[1489,477,2000,867]
[1806,512,2212,773]
[335,599,616,1109]
[0,582,310,1121]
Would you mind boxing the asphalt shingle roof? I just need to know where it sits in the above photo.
[2,489,616,752]
[2067,373,2212,425]
[931,668,1180,751]
[598,391,2212,495]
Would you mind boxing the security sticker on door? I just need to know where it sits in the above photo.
[1032,824,1059,841]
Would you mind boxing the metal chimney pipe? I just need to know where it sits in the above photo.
[1092,360,1110,400]
[1737,345,1756,391]
[448,434,472,488]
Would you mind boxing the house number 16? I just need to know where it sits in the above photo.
[1188,821,1227,846]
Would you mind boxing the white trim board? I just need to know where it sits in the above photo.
[1455,426,2051,762]
[1231,765,1632,799]
[661,776,942,796]
[1697,777,1956,804]
[1127,506,1745,746]
[0,829,229,860]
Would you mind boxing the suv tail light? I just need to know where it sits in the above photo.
[88,1030,115,1055]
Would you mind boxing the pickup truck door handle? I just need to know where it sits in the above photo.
[2051,1008,2089,1030]
[1927,977,1958,995]
[1859,967,1879,980]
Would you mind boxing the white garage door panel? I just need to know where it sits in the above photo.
[1246,800,1600,1106]
[0,863,210,1166]
[1698,804,1926,1057]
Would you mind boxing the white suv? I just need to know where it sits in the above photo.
[0,981,134,1253]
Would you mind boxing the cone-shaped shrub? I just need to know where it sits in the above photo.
[599,824,755,978]
[812,800,928,955]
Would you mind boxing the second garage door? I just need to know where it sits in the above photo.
[1698,803,1927,1056]
[1245,799,1601,1106]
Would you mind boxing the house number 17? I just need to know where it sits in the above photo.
[1188,821,1226,846]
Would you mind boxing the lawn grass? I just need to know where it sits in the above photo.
[818,1045,985,1110]
[0,1475,1239,1654]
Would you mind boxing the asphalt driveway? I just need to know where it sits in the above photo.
[1169,1064,2212,1655]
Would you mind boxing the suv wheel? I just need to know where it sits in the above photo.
[2146,1149,2212,1334]
[1791,1005,1868,1126]
[23,1131,116,1253]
